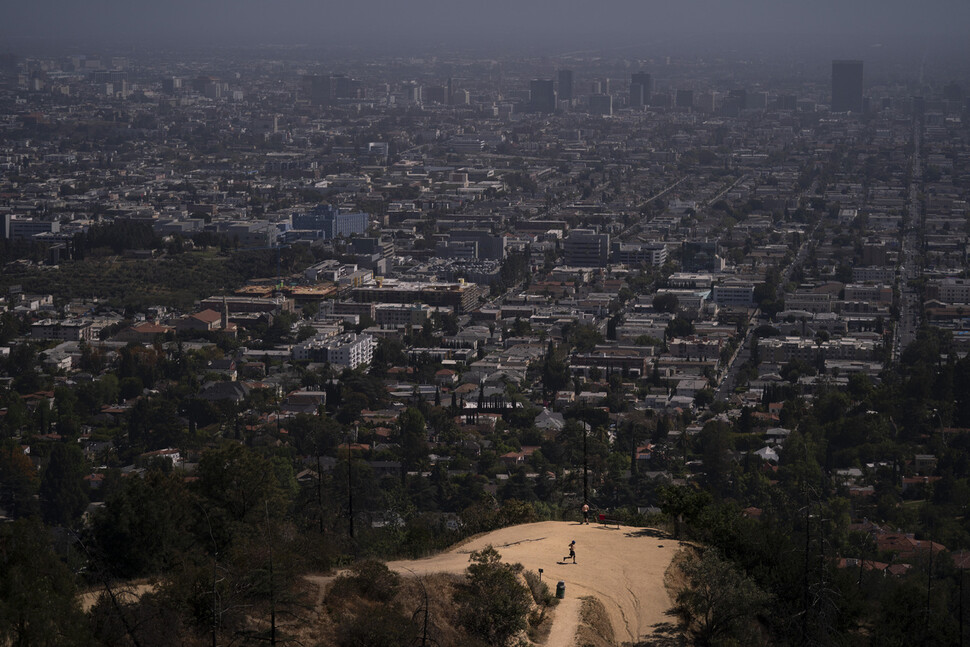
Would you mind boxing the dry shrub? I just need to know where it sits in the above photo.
[326,559,400,610]
[395,573,467,647]
[523,569,558,607]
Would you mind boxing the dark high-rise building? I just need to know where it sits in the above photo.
[675,89,694,109]
[161,77,182,94]
[831,60,864,113]
[631,72,653,108]
[557,70,574,102]
[943,82,964,103]
[302,75,332,106]
[332,74,358,99]
[718,89,746,116]
[912,95,925,116]
[564,229,610,267]
[776,94,797,111]
[424,85,446,104]
[588,94,613,116]
[0,53,17,77]
[530,79,556,113]
[630,83,645,109]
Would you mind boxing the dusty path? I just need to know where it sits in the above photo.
[381,520,682,645]
[545,595,582,646]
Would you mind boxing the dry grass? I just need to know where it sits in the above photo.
[575,595,617,647]
[308,570,468,647]
[529,606,556,644]
[663,548,697,602]
[395,573,467,647]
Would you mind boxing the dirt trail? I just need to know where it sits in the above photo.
[380,520,682,645]
[546,595,582,646]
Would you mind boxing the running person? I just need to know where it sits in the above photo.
[564,540,576,564]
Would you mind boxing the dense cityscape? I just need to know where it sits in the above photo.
[2,34,970,646]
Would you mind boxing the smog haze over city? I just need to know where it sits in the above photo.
[4,0,970,57]
[2,0,970,645]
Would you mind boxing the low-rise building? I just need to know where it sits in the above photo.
[292,332,374,368]
[31,319,94,342]
[936,277,970,304]
[843,284,893,305]
[712,282,756,308]
[350,279,480,314]
[374,303,434,328]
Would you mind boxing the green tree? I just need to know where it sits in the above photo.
[567,324,604,353]
[541,341,570,395]
[658,484,712,539]
[196,443,295,524]
[458,546,531,646]
[399,407,428,474]
[91,470,196,578]
[653,292,680,313]
[0,519,90,646]
[666,316,695,339]
[675,548,770,647]
[0,443,40,519]
[39,443,88,528]
[699,422,732,493]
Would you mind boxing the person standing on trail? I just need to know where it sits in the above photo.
[564,540,576,564]
[582,502,590,524]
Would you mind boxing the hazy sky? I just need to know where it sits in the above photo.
[3,0,969,54]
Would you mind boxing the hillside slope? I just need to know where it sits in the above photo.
[383,520,683,645]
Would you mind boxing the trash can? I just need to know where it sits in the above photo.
[556,581,565,599]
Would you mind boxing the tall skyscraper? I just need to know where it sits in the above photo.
[588,94,613,116]
[331,74,359,99]
[831,60,864,113]
[530,79,556,113]
[302,74,332,106]
[630,83,645,109]
[675,89,694,109]
[631,72,653,108]
[424,85,446,104]
[557,70,574,102]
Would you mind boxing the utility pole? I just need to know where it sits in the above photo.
[315,446,324,533]
[926,530,933,642]
[803,500,810,646]
[347,436,355,539]
[582,424,588,504]
[957,564,963,647]
[265,502,276,646]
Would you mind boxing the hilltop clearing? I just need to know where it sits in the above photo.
[308,520,684,645]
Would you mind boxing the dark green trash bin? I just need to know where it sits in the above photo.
[556,581,565,599]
